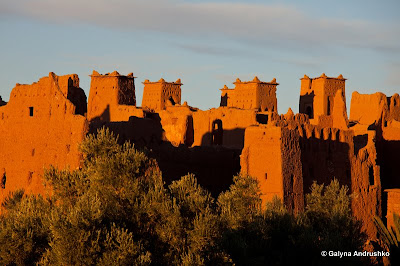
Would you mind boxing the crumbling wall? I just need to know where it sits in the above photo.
[388,93,400,121]
[57,74,87,116]
[0,72,88,203]
[240,125,303,213]
[350,91,388,126]
[351,130,381,238]
[332,89,349,129]
[220,85,234,107]
[299,126,353,194]
[158,105,194,147]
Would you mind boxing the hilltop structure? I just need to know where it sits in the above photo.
[0,71,399,240]
[220,76,278,112]
[142,78,182,111]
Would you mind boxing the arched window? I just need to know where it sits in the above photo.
[212,119,223,145]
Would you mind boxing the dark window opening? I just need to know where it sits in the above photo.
[265,173,268,180]
[220,94,228,107]
[327,97,331,115]
[212,119,223,145]
[29,107,34,117]
[1,172,5,189]
[369,166,374,186]
[256,114,268,124]
[168,96,176,106]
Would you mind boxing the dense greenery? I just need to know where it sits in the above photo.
[374,213,400,265]
[0,128,368,265]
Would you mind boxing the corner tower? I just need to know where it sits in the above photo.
[87,70,136,121]
[142,78,182,111]
[299,73,346,121]
[220,76,278,111]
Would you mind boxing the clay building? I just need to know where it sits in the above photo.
[87,70,142,124]
[241,124,304,214]
[142,78,182,111]
[299,73,346,126]
[0,70,399,240]
[220,76,278,112]
[0,72,88,204]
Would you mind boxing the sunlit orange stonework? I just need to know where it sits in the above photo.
[0,71,399,239]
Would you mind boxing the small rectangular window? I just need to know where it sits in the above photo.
[29,107,34,117]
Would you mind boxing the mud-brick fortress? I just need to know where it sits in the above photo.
[0,70,399,239]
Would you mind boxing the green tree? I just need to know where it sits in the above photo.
[300,179,368,265]
[0,128,370,266]
[0,190,51,265]
[40,128,228,265]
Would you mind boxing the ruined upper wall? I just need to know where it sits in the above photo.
[220,76,278,112]
[0,72,88,204]
[142,78,182,111]
[350,91,388,126]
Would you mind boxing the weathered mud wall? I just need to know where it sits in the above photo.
[0,72,88,203]
[350,92,388,126]
[192,108,257,149]
[240,125,303,213]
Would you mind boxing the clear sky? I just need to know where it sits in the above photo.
[0,0,399,113]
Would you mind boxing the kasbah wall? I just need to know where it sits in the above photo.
[0,70,399,239]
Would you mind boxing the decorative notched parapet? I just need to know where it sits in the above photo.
[220,76,278,112]
[142,78,182,111]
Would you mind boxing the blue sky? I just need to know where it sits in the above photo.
[0,0,399,113]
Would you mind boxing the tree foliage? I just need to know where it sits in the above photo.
[0,128,369,265]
